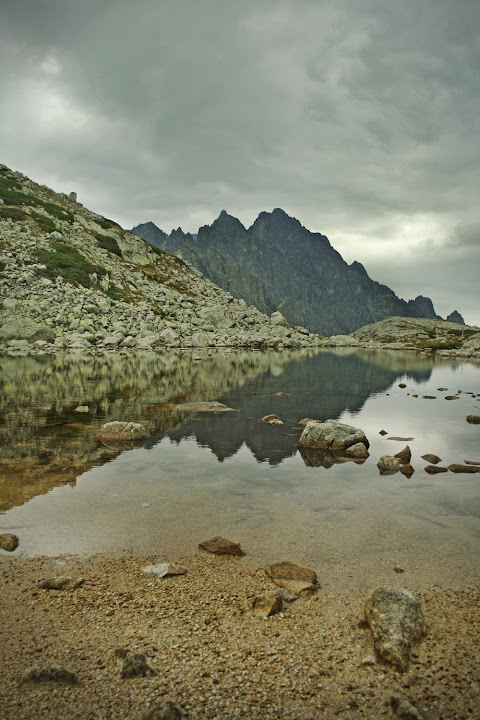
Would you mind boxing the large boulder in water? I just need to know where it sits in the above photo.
[296,420,369,454]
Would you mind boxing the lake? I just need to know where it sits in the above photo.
[1,348,479,592]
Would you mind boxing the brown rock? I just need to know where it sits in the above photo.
[343,442,369,459]
[466,415,480,424]
[199,536,245,556]
[394,446,412,464]
[424,465,448,474]
[399,464,415,478]
[387,437,414,442]
[379,429,388,435]
[21,665,78,684]
[377,456,402,474]
[390,695,425,719]
[265,560,317,594]
[298,418,312,426]
[261,414,283,425]
[120,651,154,679]
[398,383,407,388]
[465,459,480,465]
[144,702,184,720]
[421,453,441,464]
[422,395,436,399]
[448,464,480,473]
[444,396,459,400]
[243,594,283,618]
[0,533,19,552]
[38,576,85,590]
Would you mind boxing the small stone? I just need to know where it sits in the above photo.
[421,453,441,464]
[422,395,436,399]
[21,665,78,684]
[394,446,411,464]
[393,566,405,574]
[38,576,80,590]
[199,536,245,556]
[265,560,317,594]
[387,437,414,442]
[143,701,184,720]
[298,418,312,426]
[444,396,459,400]
[448,464,480,473]
[120,651,154,679]
[262,414,283,425]
[399,464,415,478]
[390,695,425,719]
[0,533,19,551]
[398,383,407,388]
[424,465,448,474]
[142,563,187,579]
[466,415,480,424]
[361,655,377,666]
[243,594,283,618]
[379,429,388,435]
[377,456,402,474]
[275,392,289,396]
[74,405,90,413]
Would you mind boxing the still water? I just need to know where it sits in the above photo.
[1,348,479,590]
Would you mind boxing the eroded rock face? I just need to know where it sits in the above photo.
[265,561,317,594]
[95,421,149,443]
[296,420,369,453]
[364,587,427,672]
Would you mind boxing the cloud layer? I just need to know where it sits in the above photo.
[1,0,478,322]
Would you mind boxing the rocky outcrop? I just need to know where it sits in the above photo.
[133,210,449,336]
[0,165,321,355]
[446,310,465,324]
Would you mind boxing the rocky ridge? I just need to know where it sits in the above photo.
[132,210,465,336]
[0,165,320,355]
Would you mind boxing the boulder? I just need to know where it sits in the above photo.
[377,456,402,474]
[0,533,19,551]
[364,587,427,672]
[265,561,317,594]
[96,421,149,443]
[0,317,55,344]
[199,536,245,556]
[296,420,369,454]
[270,311,290,327]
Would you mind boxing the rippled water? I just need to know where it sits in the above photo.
[1,348,479,590]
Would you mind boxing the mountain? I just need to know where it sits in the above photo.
[0,165,320,353]
[132,209,454,336]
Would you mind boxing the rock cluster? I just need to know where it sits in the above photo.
[0,165,321,356]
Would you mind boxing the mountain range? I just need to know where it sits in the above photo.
[132,209,464,336]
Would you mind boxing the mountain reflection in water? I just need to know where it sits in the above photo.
[1,348,435,511]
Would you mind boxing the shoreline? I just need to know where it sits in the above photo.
[1,550,479,719]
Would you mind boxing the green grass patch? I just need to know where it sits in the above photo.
[0,206,29,222]
[96,216,121,230]
[94,232,122,257]
[0,175,28,206]
[31,212,57,234]
[36,200,74,223]
[36,242,106,288]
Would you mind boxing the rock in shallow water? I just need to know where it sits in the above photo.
[199,536,245,556]
[265,561,317,594]
[364,587,427,673]
[377,456,402,474]
[296,419,369,453]
[0,533,19,551]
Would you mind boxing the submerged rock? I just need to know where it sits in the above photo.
[199,536,245,556]
[265,561,317,594]
[364,587,427,672]
[96,421,149,443]
[174,401,236,414]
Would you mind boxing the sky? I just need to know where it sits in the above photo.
[1,0,479,325]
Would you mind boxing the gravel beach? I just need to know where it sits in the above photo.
[1,552,479,719]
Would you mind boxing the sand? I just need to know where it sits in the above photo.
[1,551,479,719]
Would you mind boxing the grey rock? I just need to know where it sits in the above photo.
[0,317,55,344]
[142,563,187,579]
[377,456,402,474]
[120,651,154,679]
[174,401,236,414]
[390,695,425,719]
[296,419,369,453]
[96,421,149,443]
[364,587,427,672]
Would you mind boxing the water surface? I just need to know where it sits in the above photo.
[1,349,479,591]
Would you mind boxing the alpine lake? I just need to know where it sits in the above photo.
[1,347,479,593]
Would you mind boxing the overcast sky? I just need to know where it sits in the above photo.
[1,0,479,324]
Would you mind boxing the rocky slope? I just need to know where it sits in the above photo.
[0,165,320,355]
[132,210,464,335]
